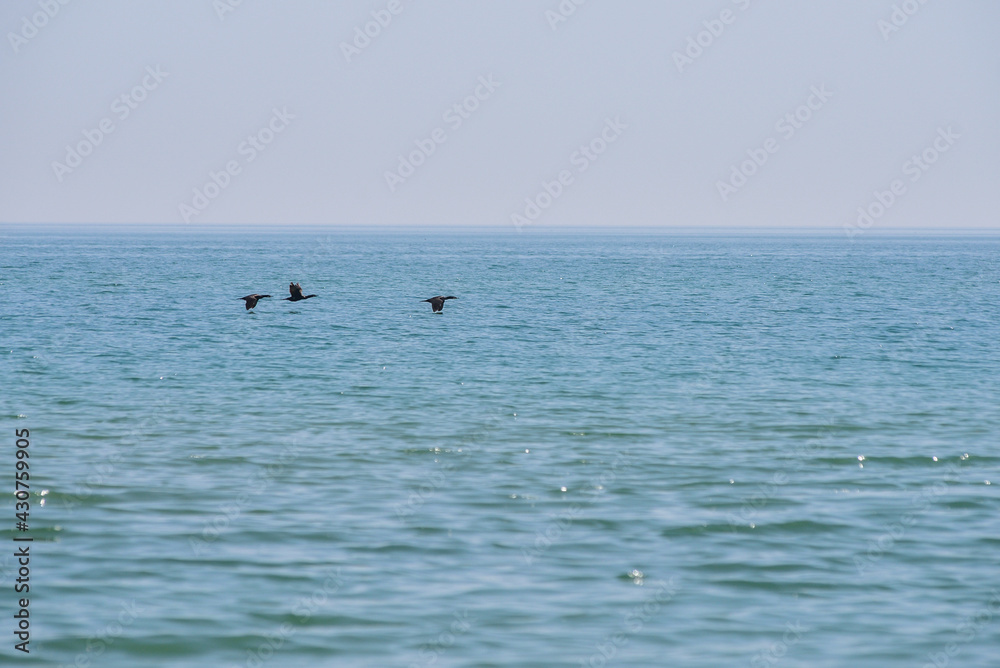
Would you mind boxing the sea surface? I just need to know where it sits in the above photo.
[2,228,999,667]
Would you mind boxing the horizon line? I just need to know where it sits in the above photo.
[2,222,1000,236]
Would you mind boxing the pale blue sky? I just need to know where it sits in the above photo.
[2,0,998,230]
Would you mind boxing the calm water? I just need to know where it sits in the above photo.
[2,229,999,667]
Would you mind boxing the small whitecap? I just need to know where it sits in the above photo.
[986,481,992,486]
[961,453,970,460]
[524,449,529,453]
[729,479,734,484]
[857,455,865,461]
[932,456,938,462]
[560,486,567,492]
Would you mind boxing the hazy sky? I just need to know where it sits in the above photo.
[2,0,998,231]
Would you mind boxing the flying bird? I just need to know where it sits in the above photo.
[239,294,271,310]
[423,296,457,313]
[285,282,317,302]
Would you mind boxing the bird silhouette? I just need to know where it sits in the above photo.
[285,282,316,302]
[423,295,457,313]
[239,294,271,310]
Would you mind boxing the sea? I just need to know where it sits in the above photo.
[1,228,998,667]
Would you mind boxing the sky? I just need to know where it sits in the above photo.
[1,0,998,231]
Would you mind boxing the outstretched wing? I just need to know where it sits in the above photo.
[240,294,270,309]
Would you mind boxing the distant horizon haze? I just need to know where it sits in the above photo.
[2,1,997,233]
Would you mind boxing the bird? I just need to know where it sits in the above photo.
[239,294,271,310]
[284,282,317,302]
[423,296,457,313]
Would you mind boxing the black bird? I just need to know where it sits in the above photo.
[284,282,317,302]
[423,295,457,313]
[239,294,271,310]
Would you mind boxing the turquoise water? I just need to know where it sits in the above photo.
[2,229,999,667]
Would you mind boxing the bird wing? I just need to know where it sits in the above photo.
[289,283,304,298]
[244,297,256,309]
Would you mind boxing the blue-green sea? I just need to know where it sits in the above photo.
[2,229,999,667]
